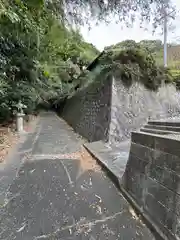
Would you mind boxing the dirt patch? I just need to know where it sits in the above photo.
[0,115,38,163]
[59,146,101,172]
[0,128,18,163]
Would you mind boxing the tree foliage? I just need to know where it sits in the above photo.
[83,42,174,92]
[0,0,99,122]
[0,0,177,123]
[1,0,175,26]
[48,0,176,27]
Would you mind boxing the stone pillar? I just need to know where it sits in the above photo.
[16,113,25,133]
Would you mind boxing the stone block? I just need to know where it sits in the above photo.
[146,177,180,217]
[144,193,180,238]
[131,132,180,157]
[148,120,180,127]
[152,150,180,174]
[130,143,180,175]
[145,124,180,132]
[123,165,145,207]
[130,143,153,162]
[128,153,149,174]
[144,193,169,227]
[140,127,176,135]
[149,164,180,195]
[131,132,155,148]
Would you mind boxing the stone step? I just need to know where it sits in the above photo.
[144,124,180,132]
[148,120,180,127]
[131,131,180,157]
[140,127,179,135]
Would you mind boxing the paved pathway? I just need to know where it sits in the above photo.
[0,112,157,239]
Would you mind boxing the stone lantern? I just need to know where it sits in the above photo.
[16,101,27,133]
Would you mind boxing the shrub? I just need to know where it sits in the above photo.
[93,47,173,91]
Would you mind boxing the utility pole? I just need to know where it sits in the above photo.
[163,11,168,67]
[157,8,175,68]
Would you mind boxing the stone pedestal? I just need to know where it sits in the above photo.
[16,113,25,133]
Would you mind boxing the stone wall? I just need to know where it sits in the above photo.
[62,75,180,144]
[108,79,180,145]
[62,77,112,142]
[122,132,180,240]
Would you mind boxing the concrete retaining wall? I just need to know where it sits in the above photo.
[122,132,180,240]
[109,79,180,145]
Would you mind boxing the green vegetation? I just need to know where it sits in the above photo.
[0,0,176,123]
[0,0,99,123]
[79,40,174,92]
[105,40,180,68]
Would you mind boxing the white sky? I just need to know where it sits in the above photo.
[81,0,180,51]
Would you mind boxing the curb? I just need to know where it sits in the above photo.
[83,143,173,240]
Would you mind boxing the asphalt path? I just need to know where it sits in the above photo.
[0,112,156,240]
